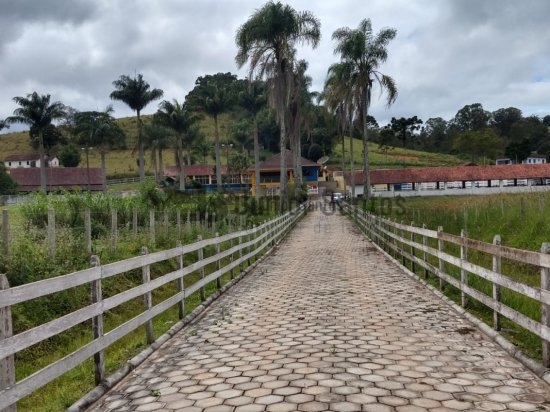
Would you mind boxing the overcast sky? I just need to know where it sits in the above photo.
[2,0,550,133]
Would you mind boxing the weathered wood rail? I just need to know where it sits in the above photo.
[343,203,550,366]
[0,203,309,411]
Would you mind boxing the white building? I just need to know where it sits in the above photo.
[3,154,59,169]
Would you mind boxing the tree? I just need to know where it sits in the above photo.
[422,117,448,152]
[0,163,17,195]
[238,80,267,200]
[307,143,323,162]
[186,73,236,192]
[389,116,423,147]
[6,92,67,192]
[0,119,8,132]
[143,123,172,183]
[110,74,163,182]
[228,151,250,183]
[452,128,504,162]
[58,143,81,167]
[491,107,522,138]
[236,1,321,210]
[451,103,491,133]
[75,107,125,192]
[193,139,211,165]
[331,19,398,199]
[154,99,198,191]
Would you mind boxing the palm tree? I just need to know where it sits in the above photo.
[332,19,397,199]
[187,75,233,192]
[235,1,320,210]
[238,80,266,200]
[110,74,163,182]
[288,59,313,196]
[154,100,198,191]
[75,106,125,192]
[6,92,66,192]
[142,123,172,183]
[325,62,357,197]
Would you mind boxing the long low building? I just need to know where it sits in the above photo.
[345,164,550,196]
[8,167,103,192]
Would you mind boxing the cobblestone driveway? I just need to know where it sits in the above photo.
[90,204,550,411]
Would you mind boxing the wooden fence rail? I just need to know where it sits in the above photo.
[0,202,309,411]
[343,203,550,366]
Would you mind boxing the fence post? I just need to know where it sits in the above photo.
[410,222,416,273]
[110,209,117,253]
[460,229,468,308]
[84,208,92,254]
[400,220,406,266]
[197,236,205,301]
[176,210,181,239]
[47,208,55,259]
[2,210,9,258]
[205,211,209,232]
[176,241,185,319]
[186,211,191,232]
[141,247,154,344]
[541,242,550,367]
[215,233,222,289]
[438,226,446,291]
[90,255,104,385]
[493,235,502,331]
[238,229,243,273]
[132,208,138,239]
[422,224,428,279]
[149,210,156,246]
[163,210,169,232]
[0,274,16,412]
[212,213,216,233]
[248,227,254,266]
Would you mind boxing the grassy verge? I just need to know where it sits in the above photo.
[360,191,550,360]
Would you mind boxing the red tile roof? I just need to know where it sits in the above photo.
[4,154,41,162]
[9,167,103,191]
[345,164,550,185]
[249,150,320,171]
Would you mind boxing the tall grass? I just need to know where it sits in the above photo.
[364,191,550,360]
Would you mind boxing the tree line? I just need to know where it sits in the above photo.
[2,1,548,205]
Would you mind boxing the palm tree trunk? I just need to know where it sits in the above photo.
[137,112,145,182]
[159,148,165,182]
[349,124,355,199]
[214,115,222,192]
[150,146,158,183]
[293,128,303,197]
[178,139,185,191]
[253,117,261,201]
[362,96,371,200]
[341,132,346,193]
[279,115,287,212]
[100,150,107,193]
[39,131,46,193]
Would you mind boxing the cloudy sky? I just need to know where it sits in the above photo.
[2,0,550,132]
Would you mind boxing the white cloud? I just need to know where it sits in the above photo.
[1,0,550,130]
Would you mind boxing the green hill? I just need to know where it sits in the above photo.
[0,116,464,178]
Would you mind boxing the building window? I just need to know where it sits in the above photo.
[194,175,210,185]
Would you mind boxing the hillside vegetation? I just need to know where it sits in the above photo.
[0,116,464,178]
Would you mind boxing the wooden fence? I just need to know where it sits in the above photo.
[0,202,309,411]
[0,207,251,259]
[343,203,550,366]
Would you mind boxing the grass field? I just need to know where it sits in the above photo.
[363,191,550,360]
[332,137,464,169]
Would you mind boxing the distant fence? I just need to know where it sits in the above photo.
[343,202,550,368]
[0,207,253,260]
[0,202,309,411]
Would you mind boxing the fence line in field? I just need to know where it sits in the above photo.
[343,202,550,367]
[0,202,309,411]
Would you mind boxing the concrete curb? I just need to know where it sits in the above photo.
[68,234,288,412]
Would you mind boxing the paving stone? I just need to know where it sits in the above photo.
[86,206,550,412]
